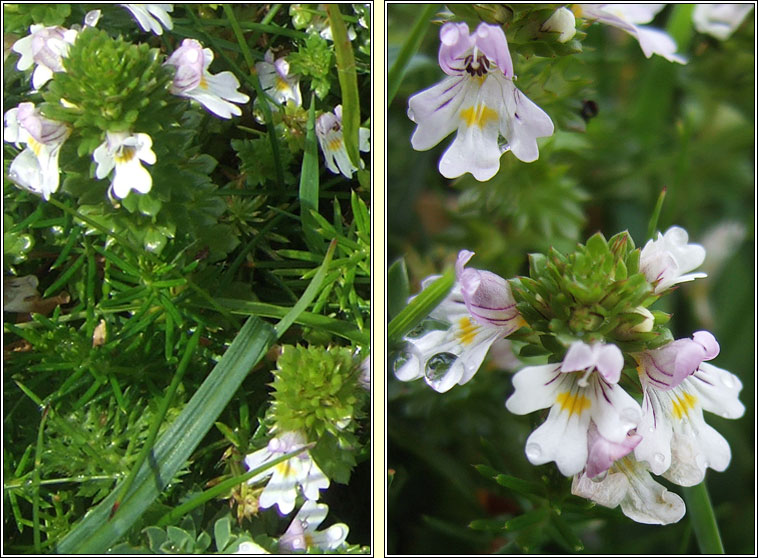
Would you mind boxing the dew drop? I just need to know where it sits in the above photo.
[695,454,709,470]
[720,374,734,389]
[392,353,411,373]
[654,452,666,464]
[648,426,655,433]
[424,352,458,383]
[525,443,542,461]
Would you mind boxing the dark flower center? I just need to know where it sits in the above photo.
[464,53,491,77]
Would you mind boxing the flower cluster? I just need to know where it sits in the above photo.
[4,10,248,203]
[394,226,744,524]
[241,345,367,552]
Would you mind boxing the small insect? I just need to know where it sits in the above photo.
[580,99,599,122]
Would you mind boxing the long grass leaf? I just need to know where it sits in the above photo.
[300,94,323,253]
[327,4,361,167]
[56,317,277,554]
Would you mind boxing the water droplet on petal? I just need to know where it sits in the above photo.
[648,426,655,433]
[720,374,734,388]
[695,454,709,470]
[424,352,458,383]
[525,443,542,461]
[392,353,411,373]
[654,452,666,464]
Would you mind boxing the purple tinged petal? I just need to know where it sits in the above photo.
[586,422,642,478]
[595,344,624,384]
[561,342,595,372]
[473,23,513,77]
[438,22,473,76]
[455,250,519,328]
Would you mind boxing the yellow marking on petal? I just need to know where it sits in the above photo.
[115,146,136,165]
[328,137,342,151]
[28,137,43,157]
[275,76,289,92]
[460,104,499,129]
[199,74,208,90]
[304,534,314,547]
[571,5,584,17]
[556,391,591,417]
[456,316,479,346]
[275,459,293,476]
[671,392,697,420]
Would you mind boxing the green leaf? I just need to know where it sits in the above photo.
[387,258,411,320]
[327,4,360,167]
[387,268,454,344]
[213,517,232,552]
[387,4,440,106]
[299,94,323,253]
[56,317,277,554]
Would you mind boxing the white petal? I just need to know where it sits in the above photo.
[616,458,685,524]
[505,364,564,415]
[588,380,641,444]
[690,363,745,419]
[408,76,468,151]
[571,470,628,509]
[301,456,330,500]
[633,389,674,475]
[259,465,299,515]
[502,82,554,163]
[310,523,349,550]
[438,77,504,180]
[524,400,591,476]
[111,159,153,198]
[634,26,687,63]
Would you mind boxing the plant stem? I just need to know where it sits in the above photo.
[682,481,724,554]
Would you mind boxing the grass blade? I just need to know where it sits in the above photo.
[56,317,277,554]
[300,94,323,253]
[387,267,454,344]
[327,4,361,167]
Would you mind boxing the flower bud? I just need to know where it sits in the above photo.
[541,7,577,43]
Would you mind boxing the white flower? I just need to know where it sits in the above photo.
[572,456,686,525]
[4,102,70,200]
[634,333,744,486]
[395,250,525,393]
[541,7,577,43]
[93,131,156,199]
[244,431,329,516]
[255,49,302,107]
[315,105,370,178]
[407,22,554,181]
[121,4,174,35]
[576,4,687,64]
[505,341,642,477]
[279,500,349,552]
[693,4,754,40]
[164,38,250,119]
[639,226,706,293]
[233,540,270,554]
[358,355,371,391]
[11,24,78,90]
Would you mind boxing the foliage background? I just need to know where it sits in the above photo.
[3,3,371,554]
[387,3,755,554]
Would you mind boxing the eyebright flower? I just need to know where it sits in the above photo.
[255,49,302,107]
[505,341,642,477]
[93,131,156,199]
[278,500,349,552]
[634,333,744,486]
[394,250,525,393]
[165,38,250,118]
[575,4,687,64]
[4,103,70,200]
[693,4,754,40]
[244,431,329,516]
[572,455,686,525]
[407,22,554,181]
[121,4,174,35]
[639,226,706,294]
[315,105,370,178]
[541,7,577,43]
[11,24,78,90]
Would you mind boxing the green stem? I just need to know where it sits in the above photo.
[682,481,724,554]
[32,404,50,553]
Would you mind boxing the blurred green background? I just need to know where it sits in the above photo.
[386,3,755,554]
